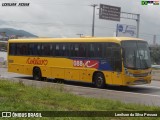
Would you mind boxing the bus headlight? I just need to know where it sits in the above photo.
[125,70,134,77]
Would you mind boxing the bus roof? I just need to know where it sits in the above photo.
[8,37,144,43]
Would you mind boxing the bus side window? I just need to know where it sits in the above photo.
[88,43,95,58]
[62,43,69,56]
[70,44,74,57]
[55,43,67,57]
[79,43,86,57]
[42,43,50,56]
[55,44,60,56]
[58,44,63,56]
[37,44,41,56]
[69,43,86,58]
[87,43,103,58]
[29,43,35,55]
[50,44,55,57]
[16,43,22,55]
[95,43,102,58]
[9,43,16,55]
[70,43,79,57]
[20,43,28,55]
[31,43,41,56]
[74,44,79,57]
[33,44,37,55]
[106,48,112,58]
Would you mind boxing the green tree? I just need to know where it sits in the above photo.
[150,46,160,64]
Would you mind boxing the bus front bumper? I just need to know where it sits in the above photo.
[125,76,151,85]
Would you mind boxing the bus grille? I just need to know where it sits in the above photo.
[133,73,148,77]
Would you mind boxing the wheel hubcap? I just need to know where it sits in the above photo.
[97,77,103,87]
[34,69,40,80]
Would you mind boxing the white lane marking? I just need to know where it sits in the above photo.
[138,85,160,89]
[105,89,160,97]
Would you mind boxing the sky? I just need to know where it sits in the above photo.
[0,0,160,44]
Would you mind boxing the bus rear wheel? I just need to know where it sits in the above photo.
[93,73,105,88]
[33,67,42,81]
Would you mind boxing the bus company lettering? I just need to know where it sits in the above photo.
[26,58,48,65]
[73,60,99,68]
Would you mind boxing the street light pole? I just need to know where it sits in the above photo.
[136,14,140,38]
[90,4,98,37]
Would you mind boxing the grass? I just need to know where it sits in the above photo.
[0,79,160,120]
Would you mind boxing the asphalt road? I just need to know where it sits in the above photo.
[0,68,160,106]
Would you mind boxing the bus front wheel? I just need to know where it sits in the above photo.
[33,67,42,81]
[93,73,105,88]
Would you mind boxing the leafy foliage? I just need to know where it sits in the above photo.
[150,46,160,64]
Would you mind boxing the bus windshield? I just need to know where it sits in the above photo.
[121,40,151,69]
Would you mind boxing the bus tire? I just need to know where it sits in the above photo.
[33,67,42,81]
[93,72,105,88]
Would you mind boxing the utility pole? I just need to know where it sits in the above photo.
[90,4,98,37]
[76,33,83,37]
[153,34,156,46]
[136,14,140,38]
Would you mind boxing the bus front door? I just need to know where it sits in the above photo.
[111,48,123,85]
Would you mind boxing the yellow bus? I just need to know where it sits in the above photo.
[8,37,152,88]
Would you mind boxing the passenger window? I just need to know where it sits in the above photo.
[95,43,102,58]
[42,43,50,56]
[55,44,60,56]
[9,43,16,55]
[29,43,41,56]
[50,44,55,56]
[62,44,69,56]
[20,44,28,55]
[88,43,95,57]
[87,43,103,58]
[70,44,79,57]
[79,43,86,57]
